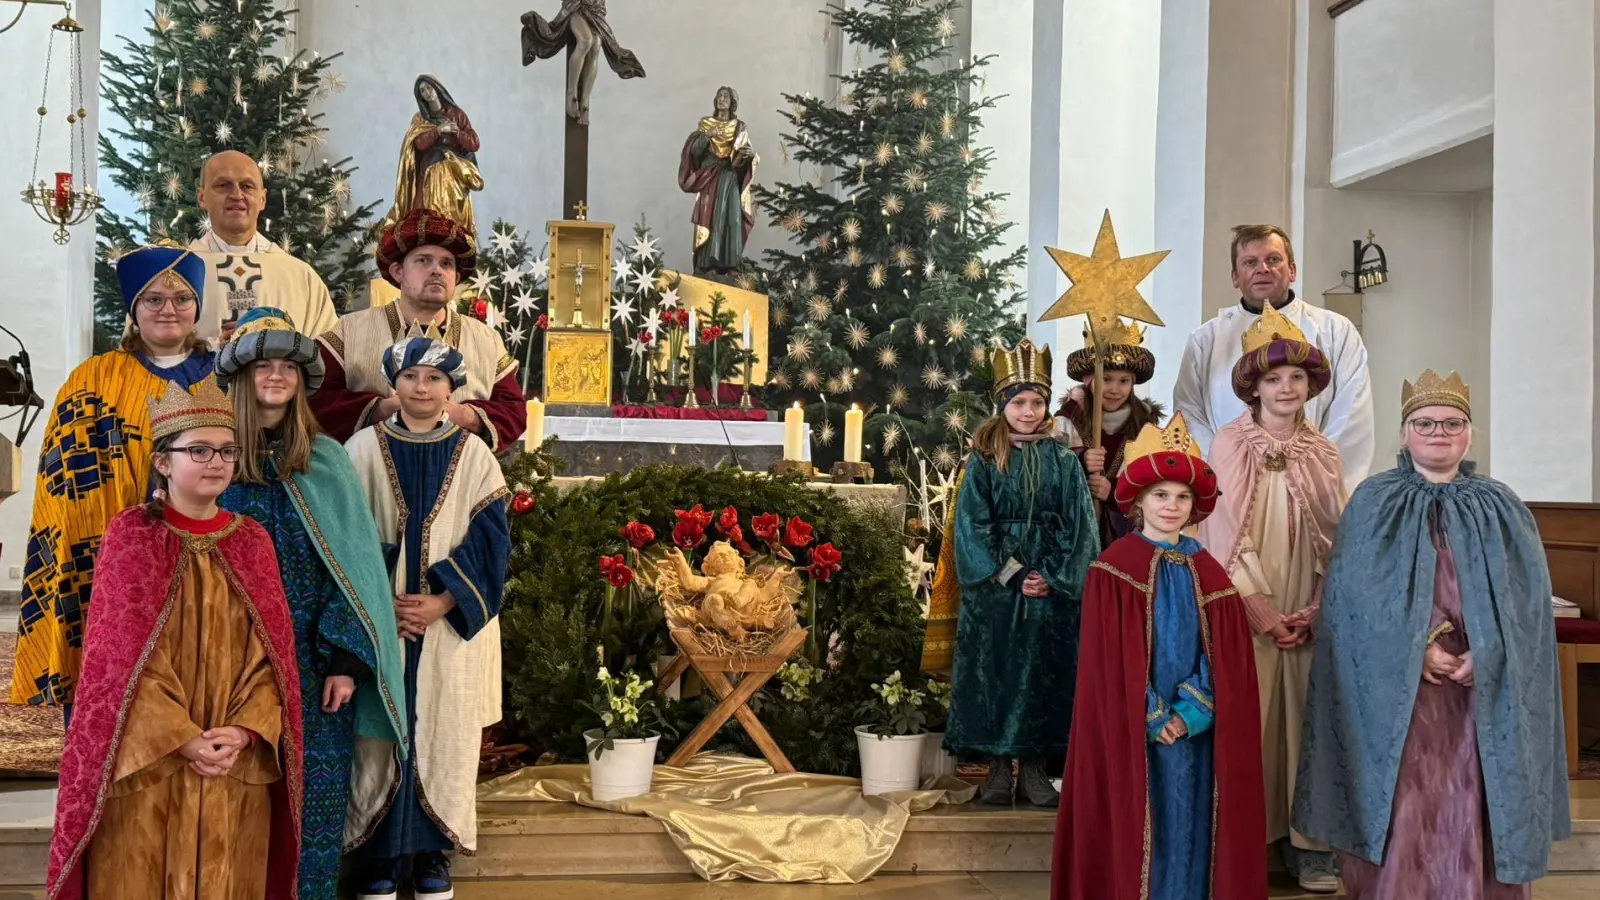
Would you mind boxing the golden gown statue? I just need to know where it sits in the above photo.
[385,75,484,235]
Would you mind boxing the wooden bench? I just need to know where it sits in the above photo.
[1530,503,1600,778]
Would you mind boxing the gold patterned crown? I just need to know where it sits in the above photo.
[1082,318,1145,349]
[1401,369,1471,421]
[992,339,1053,396]
[1119,412,1202,475]
[1239,302,1309,355]
[147,380,235,443]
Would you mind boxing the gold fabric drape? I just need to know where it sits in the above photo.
[476,753,975,883]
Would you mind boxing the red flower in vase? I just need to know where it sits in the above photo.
[782,516,815,549]
[676,308,692,328]
[807,542,843,581]
[700,326,723,344]
[751,512,782,543]
[619,521,655,549]
[510,492,536,515]
[639,330,655,345]
[598,553,634,589]
[536,314,549,330]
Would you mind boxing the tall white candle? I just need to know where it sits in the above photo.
[688,308,698,347]
[742,309,752,347]
[843,404,864,464]
[783,402,805,461]
[525,397,545,448]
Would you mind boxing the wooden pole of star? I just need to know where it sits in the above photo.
[1041,210,1169,452]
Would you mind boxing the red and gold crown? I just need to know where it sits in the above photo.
[147,380,235,443]
[1113,413,1220,524]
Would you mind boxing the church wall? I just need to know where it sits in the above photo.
[1298,186,1492,475]
[297,0,839,301]
[1329,0,1493,186]
[0,1,103,592]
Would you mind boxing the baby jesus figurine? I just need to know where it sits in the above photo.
[658,542,797,644]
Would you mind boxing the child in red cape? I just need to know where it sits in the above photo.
[1052,412,1266,900]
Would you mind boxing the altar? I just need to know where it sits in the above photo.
[543,414,811,475]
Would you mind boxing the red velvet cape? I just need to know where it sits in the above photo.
[1051,533,1266,900]
[47,508,305,900]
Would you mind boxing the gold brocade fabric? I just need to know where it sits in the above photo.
[87,531,283,899]
[920,467,967,674]
[476,753,976,883]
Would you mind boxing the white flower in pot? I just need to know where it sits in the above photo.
[584,648,678,801]
[854,670,930,795]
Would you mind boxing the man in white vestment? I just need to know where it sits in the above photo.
[1173,224,1374,492]
[187,150,339,343]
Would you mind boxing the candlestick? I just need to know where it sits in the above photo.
[783,402,805,461]
[525,397,545,449]
[684,346,700,409]
[843,404,863,463]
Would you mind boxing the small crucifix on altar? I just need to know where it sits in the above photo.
[560,248,599,327]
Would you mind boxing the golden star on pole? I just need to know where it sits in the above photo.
[1041,210,1168,339]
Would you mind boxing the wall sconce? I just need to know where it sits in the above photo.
[1350,230,1388,292]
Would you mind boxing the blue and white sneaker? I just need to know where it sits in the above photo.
[412,851,454,900]
[355,856,401,900]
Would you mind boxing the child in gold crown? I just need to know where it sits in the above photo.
[1056,317,1166,546]
[941,339,1099,808]
[1197,302,1347,892]
[1054,413,1266,899]
[45,380,304,900]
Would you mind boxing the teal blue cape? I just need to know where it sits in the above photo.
[1293,453,1569,882]
[285,435,409,753]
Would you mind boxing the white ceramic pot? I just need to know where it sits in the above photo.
[584,729,662,801]
[855,725,927,795]
[920,732,956,780]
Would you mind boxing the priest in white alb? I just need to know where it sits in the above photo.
[1173,224,1374,492]
[187,150,339,343]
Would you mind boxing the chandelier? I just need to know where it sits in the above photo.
[19,5,101,244]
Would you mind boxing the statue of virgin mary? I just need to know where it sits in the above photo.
[385,74,484,235]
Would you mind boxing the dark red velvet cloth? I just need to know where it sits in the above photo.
[309,344,527,451]
[1052,534,1266,900]
[611,405,767,421]
[1556,615,1600,644]
[47,508,304,900]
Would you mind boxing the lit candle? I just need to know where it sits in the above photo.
[742,310,752,347]
[783,402,805,461]
[525,397,545,448]
[844,404,864,463]
[688,308,698,347]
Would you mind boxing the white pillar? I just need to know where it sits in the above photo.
[0,1,101,591]
[971,0,1035,341]
[1490,0,1598,500]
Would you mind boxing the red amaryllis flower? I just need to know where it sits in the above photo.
[675,504,714,529]
[752,512,782,543]
[510,492,536,515]
[619,521,655,549]
[536,314,549,330]
[809,542,842,570]
[672,521,706,549]
[723,524,753,554]
[472,299,489,320]
[808,562,838,582]
[700,326,723,344]
[598,553,634,589]
[676,308,692,328]
[716,506,739,534]
[782,516,814,549]
[639,330,655,345]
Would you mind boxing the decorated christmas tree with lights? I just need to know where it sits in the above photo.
[92,0,378,348]
[755,0,1026,475]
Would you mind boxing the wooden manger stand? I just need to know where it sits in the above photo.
[656,626,807,773]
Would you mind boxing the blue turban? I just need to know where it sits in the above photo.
[382,336,467,392]
[114,246,206,314]
[215,307,326,395]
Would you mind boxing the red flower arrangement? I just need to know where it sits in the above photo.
[700,325,724,344]
[672,504,714,548]
[751,512,782,543]
[536,314,549,330]
[598,554,635,589]
[782,516,814,550]
[472,299,489,320]
[619,521,655,549]
[807,543,843,582]
[510,492,536,515]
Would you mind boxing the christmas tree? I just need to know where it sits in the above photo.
[93,0,379,349]
[755,0,1026,478]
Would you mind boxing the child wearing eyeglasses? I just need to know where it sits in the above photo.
[45,379,304,900]
[1198,302,1348,894]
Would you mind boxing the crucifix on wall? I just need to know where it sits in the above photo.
[520,1,646,218]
